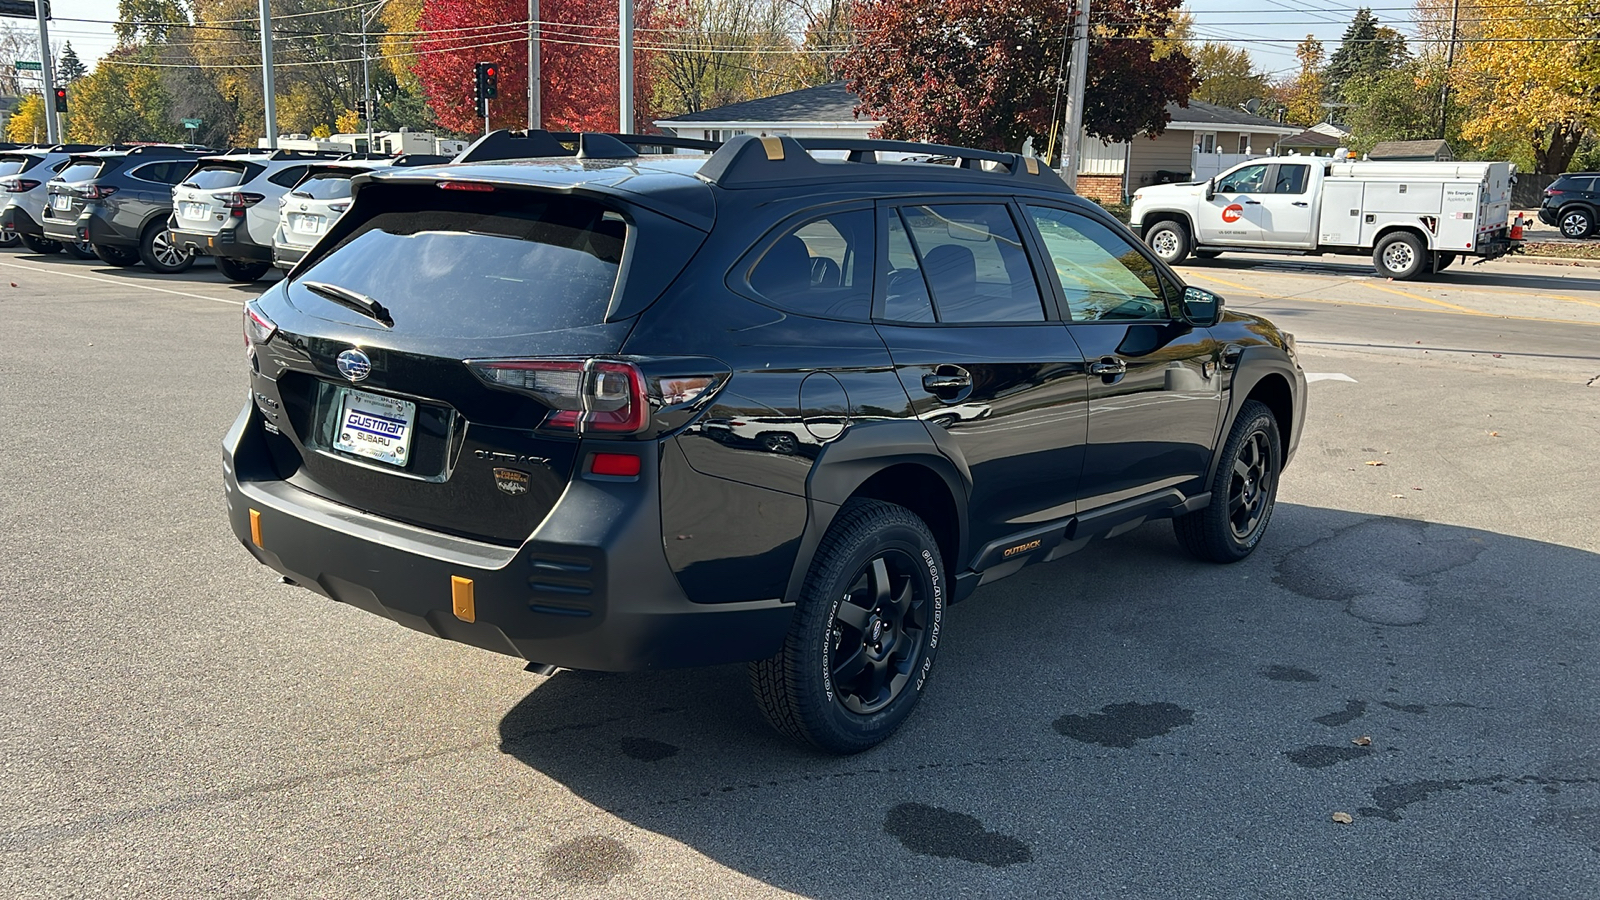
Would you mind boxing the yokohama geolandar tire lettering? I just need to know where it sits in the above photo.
[1173,399,1282,563]
[749,499,944,754]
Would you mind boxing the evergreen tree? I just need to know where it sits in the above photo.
[57,42,87,83]
[1325,8,1407,100]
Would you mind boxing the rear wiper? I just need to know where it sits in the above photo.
[302,280,393,327]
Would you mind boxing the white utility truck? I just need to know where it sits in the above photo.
[1129,157,1520,279]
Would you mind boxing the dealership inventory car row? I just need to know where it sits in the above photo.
[0,142,443,280]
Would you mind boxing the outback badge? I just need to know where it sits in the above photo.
[493,467,530,496]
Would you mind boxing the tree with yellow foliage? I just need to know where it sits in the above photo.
[4,94,48,143]
[1427,0,1600,172]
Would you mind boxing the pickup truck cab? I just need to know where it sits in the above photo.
[1130,157,1520,279]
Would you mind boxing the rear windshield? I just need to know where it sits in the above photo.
[291,172,354,201]
[0,155,36,178]
[184,164,249,190]
[291,196,626,336]
[56,160,108,182]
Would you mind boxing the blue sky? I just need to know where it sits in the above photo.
[37,0,1415,83]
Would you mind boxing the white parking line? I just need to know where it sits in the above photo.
[0,260,244,306]
[1306,373,1358,383]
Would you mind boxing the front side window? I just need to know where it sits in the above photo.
[1274,164,1310,194]
[746,209,874,320]
[1027,206,1169,323]
[897,204,1043,323]
[1217,164,1269,194]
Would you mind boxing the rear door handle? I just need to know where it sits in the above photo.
[1089,358,1127,376]
[922,369,972,392]
[1243,200,1262,205]
[1292,201,1309,207]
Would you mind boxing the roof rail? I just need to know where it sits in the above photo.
[268,148,349,160]
[391,153,450,167]
[698,135,1067,191]
[455,128,721,163]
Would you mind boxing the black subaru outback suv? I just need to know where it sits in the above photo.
[226,131,1305,753]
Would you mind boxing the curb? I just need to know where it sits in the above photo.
[1507,254,1600,269]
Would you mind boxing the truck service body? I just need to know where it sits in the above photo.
[1129,157,1520,279]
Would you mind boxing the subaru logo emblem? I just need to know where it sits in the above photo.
[336,348,371,382]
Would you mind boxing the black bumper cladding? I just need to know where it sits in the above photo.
[221,404,793,671]
[173,225,272,261]
[1,205,41,236]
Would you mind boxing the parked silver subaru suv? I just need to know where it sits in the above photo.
[272,154,447,270]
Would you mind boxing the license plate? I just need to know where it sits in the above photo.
[179,201,208,220]
[332,388,416,467]
[51,194,71,211]
[290,213,324,235]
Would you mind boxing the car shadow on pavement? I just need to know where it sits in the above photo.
[495,503,1600,897]
[1187,255,1600,293]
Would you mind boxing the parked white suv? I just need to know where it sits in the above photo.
[168,149,345,282]
[0,144,102,255]
[272,154,446,269]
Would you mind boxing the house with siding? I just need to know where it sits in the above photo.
[655,84,1297,204]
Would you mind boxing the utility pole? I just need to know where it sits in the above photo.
[528,0,540,129]
[259,0,277,148]
[1059,0,1090,190]
[618,0,632,133]
[34,0,57,143]
[1436,0,1460,140]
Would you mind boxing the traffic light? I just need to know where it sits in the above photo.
[52,87,65,113]
[355,99,369,118]
[474,61,498,117]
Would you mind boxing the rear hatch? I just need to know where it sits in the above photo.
[251,182,640,544]
[0,152,45,207]
[43,155,113,224]
[173,159,265,234]
[276,166,366,250]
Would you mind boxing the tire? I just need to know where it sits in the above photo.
[1559,207,1594,239]
[215,255,271,283]
[1173,399,1282,564]
[91,243,139,267]
[1145,220,1191,265]
[1373,232,1426,280]
[138,223,195,274]
[750,499,946,754]
[1193,249,1222,260]
[63,239,97,260]
[17,233,60,254]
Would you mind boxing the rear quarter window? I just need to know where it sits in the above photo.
[0,156,36,178]
[291,173,354,201]
[56,160,107,182]
[184,165,250,190]
[290,195,626,337]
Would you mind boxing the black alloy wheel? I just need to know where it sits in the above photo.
[751,499,944,753]
[1173,399,1281,563]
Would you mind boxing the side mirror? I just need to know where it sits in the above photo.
[1204,178,1215,201]
[1181,286,1223,326]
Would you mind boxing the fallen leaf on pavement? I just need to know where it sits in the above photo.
[1411,487,1423,491]
[1488,431,1499,437]
[1365,461,1385,466]
[1352,736,1372,746]
[1331,812,1354,825]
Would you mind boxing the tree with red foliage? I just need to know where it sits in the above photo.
[837,0,1196,155]
[410,0,657,134]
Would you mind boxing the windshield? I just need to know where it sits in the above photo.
[56,160,108,183]
[292,173,355,201]
[184,164,248,190]
[291,197,626,337]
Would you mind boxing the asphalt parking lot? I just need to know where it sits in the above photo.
[3,248,1598,898]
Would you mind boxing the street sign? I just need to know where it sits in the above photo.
[182,118,202,129]
[14,60,40,70]
[0,0,49,19]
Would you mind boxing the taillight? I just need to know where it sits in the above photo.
[217,192,265,217]
[467,359,648,434]
[439,181,495,192]
[243,301,277,349]
[1,178,38,192]
[1545,189,1564,196]
[589,452,642,477]
[328,202,350,212]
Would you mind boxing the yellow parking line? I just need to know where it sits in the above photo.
[1360,281,1488,315]
[1242,294,1600,328]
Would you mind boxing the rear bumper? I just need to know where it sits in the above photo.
[222,403,793,671]
[1537,208,1558,227]
[272,242,307,270]
[40,209,84,243]
[173,222,272,261]
[1,205,42,237]
[1474,230,1520,260]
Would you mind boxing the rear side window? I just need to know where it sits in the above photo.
[56,160,107,182]
[184,164,249,190]
[291,173,354,201]
[1274,164,1309,194]
[268,165,310,188]
[292,196,625,337]
[130,162,181,184]
[747,209,874,320]
[898,204,1044,323]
